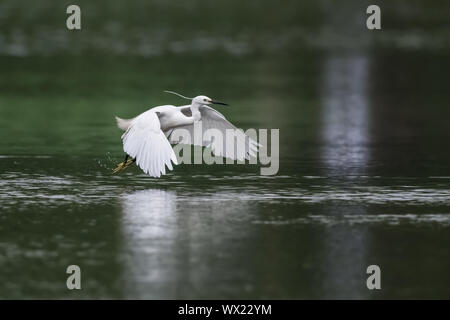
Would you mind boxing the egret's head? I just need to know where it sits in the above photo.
[193,95,228,106]
[164,91,228,106]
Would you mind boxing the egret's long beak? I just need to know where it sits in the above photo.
[211,100,229,106]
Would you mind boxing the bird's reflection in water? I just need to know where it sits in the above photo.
[119,189,179,298]
[119,188,254,299]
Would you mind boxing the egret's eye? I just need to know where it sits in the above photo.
[204,99,207,102]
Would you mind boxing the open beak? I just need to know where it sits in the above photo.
[211,100,228,106]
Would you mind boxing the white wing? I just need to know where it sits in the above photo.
[122,110,178,177]
[169,106,259,161]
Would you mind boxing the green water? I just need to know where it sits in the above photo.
[0,0,449,299]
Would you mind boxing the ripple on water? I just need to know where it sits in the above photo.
[252,213,450,226]
[0,170,449,212]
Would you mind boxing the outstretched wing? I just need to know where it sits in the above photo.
[169,106,259,161]
[122,110,178,177]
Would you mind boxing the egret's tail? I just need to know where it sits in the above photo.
[115,116,133,131]
[112,159,135,174]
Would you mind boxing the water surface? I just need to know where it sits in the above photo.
[0,0,449,299]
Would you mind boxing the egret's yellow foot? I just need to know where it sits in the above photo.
[112,159,134,174]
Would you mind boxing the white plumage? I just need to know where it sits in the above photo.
[121,110,177,177]
[115,93,258,177]
[169,105,259,161]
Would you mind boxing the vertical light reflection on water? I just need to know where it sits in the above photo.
[322,56,370,174]
[320,53,371,298]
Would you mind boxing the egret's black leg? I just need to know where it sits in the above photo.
[124,154,129,163]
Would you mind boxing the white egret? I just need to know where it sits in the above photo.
[113,91,259,177]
